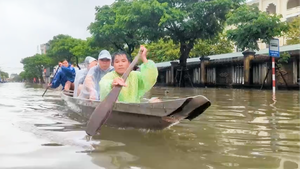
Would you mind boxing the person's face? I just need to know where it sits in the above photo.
[113,54,130,75]
[98,59,111,70]
[88,60,97,69]
[62,61,69,67]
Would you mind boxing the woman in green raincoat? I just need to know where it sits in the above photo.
[99,46,158,103]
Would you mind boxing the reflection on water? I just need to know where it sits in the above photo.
[0,83,299,169]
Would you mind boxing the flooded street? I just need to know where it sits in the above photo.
[0,83,299,169]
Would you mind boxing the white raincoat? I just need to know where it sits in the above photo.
[73,56,97,97]
[78,50,114,100]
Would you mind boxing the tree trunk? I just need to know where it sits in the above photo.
[113,42,124,51]
[127,44,134,61]
[67,56,72,62]
[178,42,193,87]
[40,75,45,84]
[75,56,81,70]
[126,42,134,61]
[37,66,45,84]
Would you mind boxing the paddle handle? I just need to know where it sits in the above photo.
[42,66,60,97]
[42,87,49,97]
[120,49,142,81]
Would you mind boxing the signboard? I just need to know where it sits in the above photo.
[269,39,280,58]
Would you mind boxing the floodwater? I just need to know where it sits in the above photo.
[0,83,299,169]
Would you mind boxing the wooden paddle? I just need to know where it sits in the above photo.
[85,48,143,136]
[42,66,60,97]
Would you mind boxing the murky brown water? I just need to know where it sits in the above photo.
[0,83,299,169]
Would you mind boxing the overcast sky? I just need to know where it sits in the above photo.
[0,0,115,75]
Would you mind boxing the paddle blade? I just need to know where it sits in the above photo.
[85,87,121,136]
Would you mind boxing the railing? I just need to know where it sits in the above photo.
[252,63,268,84]
[193,68,201,84]
[207,67,216,83]
[165,70,171,84]
[232,65,244,84]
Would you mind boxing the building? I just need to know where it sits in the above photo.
[40,43,50,54]
[10,74,18,79]
[247,0,300,49]
[40,43,51,83]
[155,44,300,89]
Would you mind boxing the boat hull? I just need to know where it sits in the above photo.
[61,91,211,130]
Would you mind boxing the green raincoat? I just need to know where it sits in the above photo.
[99,60,158,103]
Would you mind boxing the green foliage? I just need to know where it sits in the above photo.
[88,0,143,57]
[0,68,9,80]
[20,54,55,81]
[277,52,291,68]
[131,33,234,63]
[145,38,180,62]
[191,33,234,57]
[47,34,74,62]
[226,4,289,51]
[19,71,26,80]
[86,37,105,58]
[20,34,103,82]
[47,34,95,65]
[285,17,300,45]
[121,0,243,68]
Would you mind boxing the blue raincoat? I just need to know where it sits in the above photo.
[51,64,75,90]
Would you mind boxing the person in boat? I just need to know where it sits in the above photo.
[73,56,97,97]
[99,45,158,103]
[72,64,80,72]
[48,59,76,91]
[78,50,114,100]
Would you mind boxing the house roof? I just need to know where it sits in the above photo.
[155,44,300,68]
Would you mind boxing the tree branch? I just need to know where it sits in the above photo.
[112,42,124,51]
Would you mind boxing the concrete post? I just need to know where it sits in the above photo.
[170,61,179,86]
[292,57,298,84]
[242,50,255,85]
[200,56,210,85]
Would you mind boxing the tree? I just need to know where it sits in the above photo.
[12,74,22,82]
[285,17,300,45]
[88,0,143,58]
[132,33,234,63]
[121,0,243,86]
[191,33,234,57]
[226,4,289,51]
[0,68,9,81]
[21,54,55,83]
[47,34,92,66]
[144,38,180,63]
[19,71,26,81]
[86,37,106,58]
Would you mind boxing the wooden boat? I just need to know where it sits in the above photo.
[61,90,211,130]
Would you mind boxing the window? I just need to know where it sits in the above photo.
[266,3,276,14]
[287,0,300,9]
